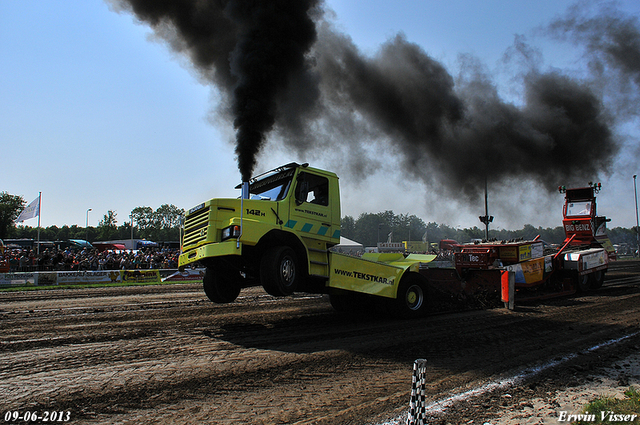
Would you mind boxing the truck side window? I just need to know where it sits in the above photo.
[296,173,329,206]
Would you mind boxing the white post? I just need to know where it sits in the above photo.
[37,192,42,255]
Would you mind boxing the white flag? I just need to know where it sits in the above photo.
[16,195,40,223]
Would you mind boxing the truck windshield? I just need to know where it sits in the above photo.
[566,201,593,217]
[248,169,294,201]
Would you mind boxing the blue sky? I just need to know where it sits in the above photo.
[2,0,639,232]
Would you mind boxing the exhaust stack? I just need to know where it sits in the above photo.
[238,181,249,248]
[241,182,250,199]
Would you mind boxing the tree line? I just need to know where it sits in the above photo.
[341,210,639,248]
[2,192,638,247]
[1,192,184,242]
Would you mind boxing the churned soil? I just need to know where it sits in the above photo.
[1,261,639,424]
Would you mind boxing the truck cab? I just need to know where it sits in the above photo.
[560,185,616,260]
[179,162,341,302]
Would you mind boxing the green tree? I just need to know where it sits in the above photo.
[68,225,84,240]
[350,210,424,246]
[98,210,118,240]
[354,212,388,246]
[0,192,26,239]
[341,216,356,240]
[393,213,426,242]
[131,206,154,236]
[57,225,71,241]
[155,204,184,230]
[130,204,184,241]
[460,226,484,241]
[609,226,638,246]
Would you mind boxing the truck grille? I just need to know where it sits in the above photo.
[183,206,211,247]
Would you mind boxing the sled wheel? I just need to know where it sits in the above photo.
[329,292,351,313]
[395,276,428,318]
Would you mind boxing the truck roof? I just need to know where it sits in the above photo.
[234,162,338,188]
[565,187,595,201]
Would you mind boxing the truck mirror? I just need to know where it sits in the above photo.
[296,181,309,205]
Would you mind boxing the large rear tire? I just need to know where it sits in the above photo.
[590,270,604,290]
[577,272,591,293]
[261,246,299,297]
[203,266,241,303]
[394,276,428,319]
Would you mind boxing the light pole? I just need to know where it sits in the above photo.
[634,175,639,256]
[479,176,493,240]
[85,208,92,241]
[130,214,134,252]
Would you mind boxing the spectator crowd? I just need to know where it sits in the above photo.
[2,247,180,272]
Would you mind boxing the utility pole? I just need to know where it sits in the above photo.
[479,177,493,240]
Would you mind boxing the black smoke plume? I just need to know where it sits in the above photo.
[109,0,635,203]
[548,2,640,118]
[109,0,319,181]
[278,25,618,199]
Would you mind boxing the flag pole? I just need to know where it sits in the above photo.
[37,192,41,255]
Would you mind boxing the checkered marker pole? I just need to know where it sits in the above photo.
[407,359,428,425]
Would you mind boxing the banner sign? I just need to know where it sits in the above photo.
[122,270,161,283]
[0,270,162,287]
[579,249,607,272]
[377,242,405,252]
[0,272,37,287]
[55,271,123,285]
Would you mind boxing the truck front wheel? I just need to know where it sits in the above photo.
[395,277,428,318]
[203,266,241,303]
[261,246,299,297]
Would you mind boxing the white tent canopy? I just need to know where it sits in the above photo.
[338,236,362,247]
[332,237,364,254]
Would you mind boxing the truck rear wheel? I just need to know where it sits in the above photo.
[261,246,299,297]
[203,266,241,303]
[590,270,604,289]
[577,272,591,292]
[395,276,428,318]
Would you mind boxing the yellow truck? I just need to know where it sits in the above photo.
[179,162,434,317]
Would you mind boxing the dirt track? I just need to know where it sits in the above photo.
[1,261,639,424]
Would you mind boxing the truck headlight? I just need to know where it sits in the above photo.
[221,225,241,241]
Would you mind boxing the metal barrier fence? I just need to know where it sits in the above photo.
[0,269,198,287]
[5,263,175,273]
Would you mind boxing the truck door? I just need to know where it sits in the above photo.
[288,171,334,241]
